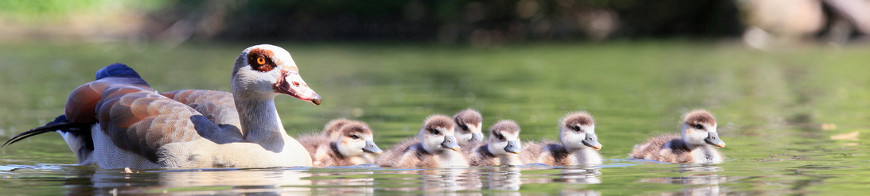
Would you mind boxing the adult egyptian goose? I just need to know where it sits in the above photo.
[629,110,726,164]
[3,44,321,169]
[298,119,383,167]
[376,115,469,168]
[467,120,523,166]
[520,112,603,166]
[453,109,484,148]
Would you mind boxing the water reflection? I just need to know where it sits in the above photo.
[378,168,483,193]
[483,166,522,191]
[66,167,312,195]
[639,165,727,196]
[521,165,602,195]
[308,167,376,195]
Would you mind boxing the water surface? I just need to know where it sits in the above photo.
[1,41,868,194]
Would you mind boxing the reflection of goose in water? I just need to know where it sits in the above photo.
[639,165,727,196]
[70,167,311,194]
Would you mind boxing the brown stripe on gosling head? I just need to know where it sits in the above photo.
[490,120,521,136]
[338,121,372,136]
[453,109,482,129]
[560,111,595,127]
[323,118,353,137]
[683,110,716,126]
[424,114,455,131]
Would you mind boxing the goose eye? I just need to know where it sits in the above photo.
[350,135,360,140]
[573,126,582,132]
[496,133,505,140]
[256,57,266,65]
[693,124,704,130]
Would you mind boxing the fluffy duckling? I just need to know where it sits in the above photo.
[453,109,484,148]
[299,121,383,167]
[629,110,726,164]
[520,112,603,166]
[377,115,469,168]
[467,120,523,166]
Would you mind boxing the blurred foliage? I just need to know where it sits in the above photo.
[0,0,165,18]
[0,0,743,43]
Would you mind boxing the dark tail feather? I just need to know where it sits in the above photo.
[3,115,91,147]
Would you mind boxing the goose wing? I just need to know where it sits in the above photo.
[161,90,242,135]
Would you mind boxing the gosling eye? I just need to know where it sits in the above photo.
[572,126,583,132]
[693,124,705,130]
[349,135,360,140]
[495,133,505,141]
[429,128,440,135]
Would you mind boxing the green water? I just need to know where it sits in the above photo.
[1,41,868,195]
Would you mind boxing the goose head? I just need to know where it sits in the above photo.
[419,115,460,153]
[680,110,725,148]
[486,120,522,156]
[334,121,383,156]
[453,109,484,145]
[232,44,321,104]
[559,111,601,150]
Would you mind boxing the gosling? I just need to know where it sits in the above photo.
[629,110,726,164]
[377,115,469,168]
[299,120,383,167]
[520,112,603,166]
[453,108,484,148]
[467,120,523,166]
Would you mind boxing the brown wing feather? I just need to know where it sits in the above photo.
[161,90,241,130]
[65,77,152,123]
[93,85,209,162]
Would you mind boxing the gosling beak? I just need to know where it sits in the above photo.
[705,132,726,148]
[441,135,461,151]
[471,132,485,143]
[362,140,383,154]
[275,69,321,105]
[582,132,602,150]
[504,140,520,154]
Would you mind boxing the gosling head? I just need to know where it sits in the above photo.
[559,111,601,151]
[334,121,382,156]
[486,120,522,156]
[419,114,460,153]
[453,109,484,145]
[323,118,353,139]
[231,44,321,105]
[680,110,725,148]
